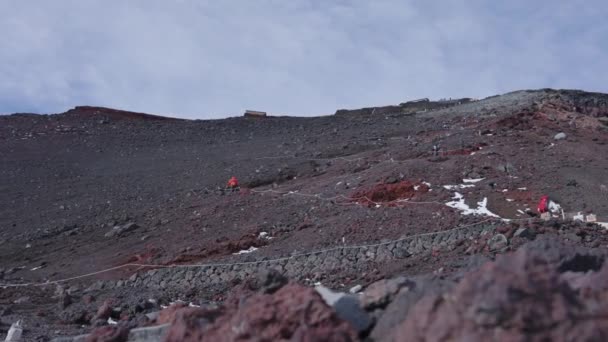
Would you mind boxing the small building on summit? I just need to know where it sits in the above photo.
[244,110,267,118]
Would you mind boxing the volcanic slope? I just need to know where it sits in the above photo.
[1,89,608,339]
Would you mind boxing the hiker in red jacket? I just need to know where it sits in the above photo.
[537,195,549,214]
[227,176,239,191]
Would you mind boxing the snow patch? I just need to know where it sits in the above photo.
[463,178,485,183]
[506,198,515,202]
[443,184,475,190]
[258,232,273,240]
[233,246,258,255]
[445,192,500,218]
[422,181,431,187]
[517,187,527,191]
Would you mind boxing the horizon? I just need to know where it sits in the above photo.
[1,87,603,120]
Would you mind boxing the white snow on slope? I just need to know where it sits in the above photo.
[443,184,475,190]
[446,192,500,218]
[233,246,258,255]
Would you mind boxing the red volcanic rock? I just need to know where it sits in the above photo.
[389,242,608,341]
[156,302,190,325]
[93,299,115,321]
[163,283,358,342]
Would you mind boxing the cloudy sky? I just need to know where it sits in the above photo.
[1,1,606,119]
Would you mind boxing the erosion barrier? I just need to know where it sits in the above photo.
[102,222,497,291]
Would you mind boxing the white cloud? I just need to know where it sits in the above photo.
[0,1,607,119]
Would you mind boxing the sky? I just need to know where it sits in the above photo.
[0,1,607,119]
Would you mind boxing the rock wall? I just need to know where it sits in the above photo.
[102,224,496,291]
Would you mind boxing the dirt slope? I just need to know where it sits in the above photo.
[1,88,607,340]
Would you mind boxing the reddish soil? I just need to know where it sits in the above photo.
[351,180,429,207]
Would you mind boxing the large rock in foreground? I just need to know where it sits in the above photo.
[163,283,358,341]
[388,238,608,341]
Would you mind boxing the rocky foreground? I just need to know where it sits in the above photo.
[36,226,608,341]
[1,89,608,340]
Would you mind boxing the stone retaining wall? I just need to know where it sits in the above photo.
[102,224,495,291]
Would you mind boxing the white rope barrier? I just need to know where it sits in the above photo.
[249,188,445,207]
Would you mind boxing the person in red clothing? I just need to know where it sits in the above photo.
[537,195,549,214]
[227,176,239,191]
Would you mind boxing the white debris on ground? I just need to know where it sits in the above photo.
[349,284,362,294]
[517,187,527,191]
[443,184,475,190]
[4,320,22,341]
[422,181,431,187]
[506,198,515,202]
[315,285,346,306]
[107,317,118,325]
[548,201,562,213]
[573,212,585,222]
[258,232,273,240]
[445,192,500,218]
[462,178,485,183]
[160,300,200,310]
[233,246,259,255]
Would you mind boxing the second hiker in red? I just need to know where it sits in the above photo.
[227,176,239,190]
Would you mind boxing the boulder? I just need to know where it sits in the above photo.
[554,132,567,140]
[514,228,535,240]
[333,296,372,334]
[256,268,288,294]
[163,283,357,341]
[84,326,129,342]
[361,277,413,309]
[315,285,346,306]
[386,239,608,341]
[487,233,508,251]
[127,324,170,342]
[370,276,453,341]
